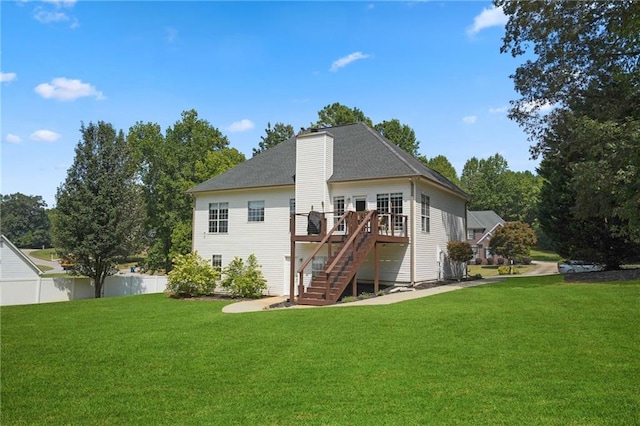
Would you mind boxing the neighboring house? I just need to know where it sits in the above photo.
[0,234,43,281]
[188,123,469,305]
[466,210,505,261]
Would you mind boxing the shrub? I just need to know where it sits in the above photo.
[475,258,483,265]
[487,257,494,265]
[497,257,505,265]
[220,253,267,298]
[447,241,474,280]
[341,296,357,303]
[165,252,219,297]
[498,266,521,275]
[521,256,532,265]
[498,266,511,275]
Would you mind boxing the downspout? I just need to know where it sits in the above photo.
[410,178,417,285]
[464,201,469,279]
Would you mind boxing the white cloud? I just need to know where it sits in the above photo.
[463,115,477,124]
[30,130,61,142]
[42,0,77,7]
[489,106,508,114]
[5,134,22,144]
[330,51,371,72]
[1,72,17,83]
[34,9,69,23]
[228,119,255,133]
[34,77,105,101]
[467,6,508,35]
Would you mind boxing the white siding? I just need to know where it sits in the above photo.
[330,179,413,284]
[413,180,466,281]
[294,131,333,234]
[0,237,41,280]
[193,186,295,296]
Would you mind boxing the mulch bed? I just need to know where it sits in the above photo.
[563,268,640,283]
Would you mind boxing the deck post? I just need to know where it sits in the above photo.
[374,242,379,295]
[290,214,296,302]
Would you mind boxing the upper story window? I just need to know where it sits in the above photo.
[467,229,475,240]
[209,202,229,233]
[377,192,403,230]
[421,194,430,233]
[333,196,345,231]
[248,200,265,222]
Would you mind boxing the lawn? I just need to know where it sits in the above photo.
[2,276,639,425]
[468,263,535,277]
[530,248,563,262]
[29,248,58,261]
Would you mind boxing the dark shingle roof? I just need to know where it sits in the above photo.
[188,123,468,198]
[467,210,505,230]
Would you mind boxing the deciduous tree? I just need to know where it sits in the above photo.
[489,222,536,263]
[53,122,143,298]
[374,119,420,157]
[0,193,51,248]
[312,102,373,128]
[421,155,460,187]
[447,241,473,281]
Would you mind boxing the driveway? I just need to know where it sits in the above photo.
[21,249,64,272]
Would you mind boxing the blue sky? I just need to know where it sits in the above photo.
[2,0,538,207]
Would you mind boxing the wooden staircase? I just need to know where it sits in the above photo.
[297,210,378,306]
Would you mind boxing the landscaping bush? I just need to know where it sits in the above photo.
[475,258,483,265]
[497,257,505,265]
[521,256,532,265]
[487,257,494,265]
[498,266,511,275]
[165,252,219,297]
[220,253,267,298]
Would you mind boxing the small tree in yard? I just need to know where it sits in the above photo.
[165,252,219,297]
[490,222,537,272]
[221,253,267,298]
[447,241,473,281]
[53,122,144,298]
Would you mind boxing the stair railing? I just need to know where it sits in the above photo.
[297,211,351,299]
[322,210,377,298]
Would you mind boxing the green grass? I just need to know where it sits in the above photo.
[2,276,639,425]
[29,248,58,261]
[36,264,53,272]
[530,248,563,262]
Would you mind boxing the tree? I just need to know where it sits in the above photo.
[420,155,460,187]
[460,154,509,212]
[128,110,232,272]
[312,102,373,128]
[53,122,143,298]
[489,222,536,264]
[497,0,640,154]
[253,122,294,156]
[374,119,420,157]
[498,0,640,246]
[447,241,473,281]
[0,193,51,248]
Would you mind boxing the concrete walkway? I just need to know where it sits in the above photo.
[223,261,559,314]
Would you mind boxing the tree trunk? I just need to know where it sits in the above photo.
[94,274,105,298]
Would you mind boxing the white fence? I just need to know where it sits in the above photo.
[0,275,167,306]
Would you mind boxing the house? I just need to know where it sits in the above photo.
[0,234,42,281]
[466,210,505,262]
[188,123,469,305]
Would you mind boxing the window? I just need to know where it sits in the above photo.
[248,200,265,222]
[333,196,345,231]
[377,192,403,230]
[421,194,430,233]
[311,256,327,279]
[212,255,222,273]
[289,198,295,215]
[209,202,228,233]
[467,229,475,240]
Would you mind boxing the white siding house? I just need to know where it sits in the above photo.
[188,123,469,302]
[1,234,42,280]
